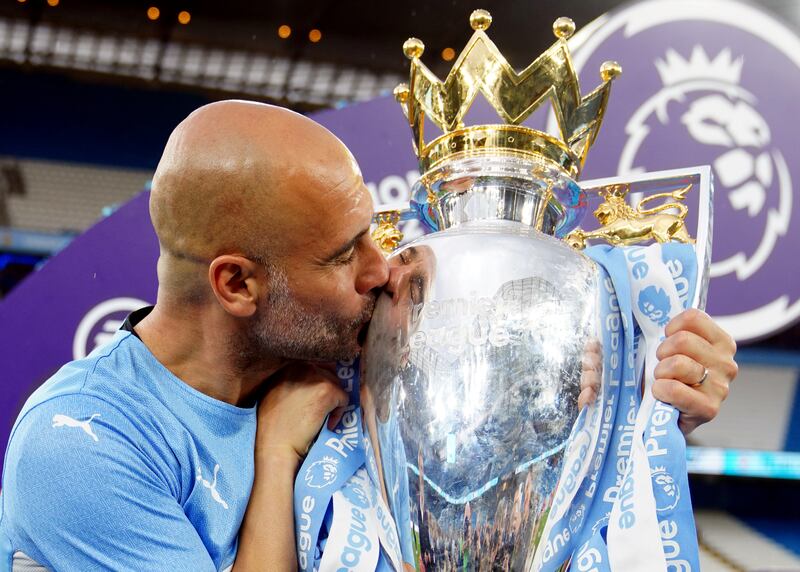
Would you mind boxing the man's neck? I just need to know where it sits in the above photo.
[133,303,285,407]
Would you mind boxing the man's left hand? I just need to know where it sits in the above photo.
[654,308,738,435]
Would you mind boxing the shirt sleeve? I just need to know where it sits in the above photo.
[1,394,218,572]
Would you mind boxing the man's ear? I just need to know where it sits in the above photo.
[208,255,266,317]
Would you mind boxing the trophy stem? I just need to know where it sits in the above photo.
[414,155,580,236]
[434,186,559,235]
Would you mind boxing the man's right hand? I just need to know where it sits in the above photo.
[255,362,349,464]
[234,363,348,572]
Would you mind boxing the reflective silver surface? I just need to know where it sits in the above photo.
[362,161,601,571]
[410,156,588,237]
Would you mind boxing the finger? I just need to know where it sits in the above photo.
[584,338,602,355]
[581,351,602,373]
[327,405,347,430]
[329,381,349,407]
[654,354,705,386]
[310,365,341,384]
[580,368,601,392]
[665,308,736,353]
[323,384,349,430]
[578,386,597,410]
[656,329,715,365]
[316,361,338,374]
[578,359,601,409]
[678,415,701,436]
[652,378,717,422]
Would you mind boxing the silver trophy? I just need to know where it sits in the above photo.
[363,156,600,571]
[361,10,709,571]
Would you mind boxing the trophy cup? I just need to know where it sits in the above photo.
[360,10,709,571]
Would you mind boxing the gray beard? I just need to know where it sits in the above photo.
[232,265,374,367]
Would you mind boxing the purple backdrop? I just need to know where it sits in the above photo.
[568,0,800,342]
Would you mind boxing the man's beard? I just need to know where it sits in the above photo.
[233,266,375,366]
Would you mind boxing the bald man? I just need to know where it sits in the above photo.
[0,100,737,571]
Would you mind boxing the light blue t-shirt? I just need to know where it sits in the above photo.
[0,327,257,571]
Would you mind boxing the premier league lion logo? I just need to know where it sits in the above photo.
[303,456,339,489]
[621,45,791,285]
[651,466,681,513]
[564,0,800,341]
[590,514,609,537]
[569,503,587,535]
[340,470,372,510]
[638,286,672,327]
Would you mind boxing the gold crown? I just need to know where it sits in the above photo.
[394,9,622,179]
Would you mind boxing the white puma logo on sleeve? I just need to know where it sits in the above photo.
[51,413,101,442]
[196,464,229,510]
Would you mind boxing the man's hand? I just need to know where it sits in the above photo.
[255,362,348,462]
[234,363,348,572]
[654,308,738,435]
[578,339,602,411]
[576,309,738,436]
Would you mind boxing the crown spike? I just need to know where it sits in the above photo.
[553,17,575,40]
[470,9,492,31]
[403,38,425,59]
[600,61,622,81]
[393,83,410,104]
[397,11,620,178]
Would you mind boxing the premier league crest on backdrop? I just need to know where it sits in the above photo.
[565,0,800,341]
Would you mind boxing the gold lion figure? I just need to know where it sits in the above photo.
[566,183,694,249]
[371,211,404,254]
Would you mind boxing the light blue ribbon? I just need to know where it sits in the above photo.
[568,244,700,571]
[294,357,400,572]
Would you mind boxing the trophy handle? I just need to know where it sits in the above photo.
[564,182,696,249]
[567,165,714,310]
[371,205,418,254]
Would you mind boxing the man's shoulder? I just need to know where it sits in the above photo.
[6,332,158,479]
[22,330,144,417]
[1,382,175,530]
[6,389,145,471]
[0,389,215,572]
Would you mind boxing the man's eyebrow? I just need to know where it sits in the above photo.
[324,227,370,261]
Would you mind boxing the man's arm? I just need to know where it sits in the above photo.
[233,449,300,570]
[233,363,347,572]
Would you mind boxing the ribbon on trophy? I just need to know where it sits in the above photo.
[530,247,628,572]
[537,243,701,572]
[293,358,405,572]
[604,244,700,572]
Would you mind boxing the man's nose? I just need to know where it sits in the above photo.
[356,240,390,295]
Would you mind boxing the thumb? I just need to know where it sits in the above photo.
[326,388,350,430]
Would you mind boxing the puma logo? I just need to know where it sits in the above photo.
[196,464,229,510]
[51,413,102,442]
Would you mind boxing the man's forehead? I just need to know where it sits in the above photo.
[323,168,372,215]
[268,142,372,243]
[344,146,363,180]
[277,179,371,250]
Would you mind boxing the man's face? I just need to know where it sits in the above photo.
[250,167,389,362]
